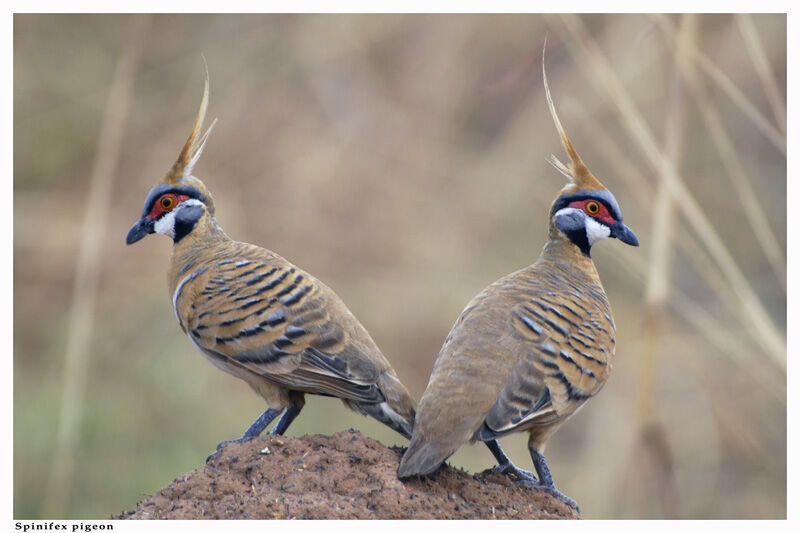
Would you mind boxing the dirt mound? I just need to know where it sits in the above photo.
[117,429,579,519]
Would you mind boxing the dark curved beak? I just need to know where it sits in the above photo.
[126,217,155,245]
[610,221,639,247]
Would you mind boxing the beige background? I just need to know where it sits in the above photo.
[14,13,786,518]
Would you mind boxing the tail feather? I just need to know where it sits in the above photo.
[397,435,451,478]
[350,371,417,439]
[357,401,413,439]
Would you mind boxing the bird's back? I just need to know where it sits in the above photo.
[168,231,417,436]
[399,245,614,477]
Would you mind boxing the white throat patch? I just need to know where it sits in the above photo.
[585,216,611,245]
[153,210,176,238]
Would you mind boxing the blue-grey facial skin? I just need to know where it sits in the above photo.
[555,209,587,234]
[174,203,204,226]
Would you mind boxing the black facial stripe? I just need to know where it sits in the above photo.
[564,227,591,257]
[173,203,205,243]
[141,183,207,218]
[551,189,623,221]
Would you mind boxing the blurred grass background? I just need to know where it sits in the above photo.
[13,13,785,519]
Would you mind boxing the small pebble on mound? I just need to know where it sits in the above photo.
[116,429,579,519]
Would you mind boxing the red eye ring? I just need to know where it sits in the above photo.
[160,196,175,210]
[147,192,190,220]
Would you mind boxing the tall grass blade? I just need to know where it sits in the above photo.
[552,14,785,370]
[652,15,785,156]
[735,14,786,135]
[42,15,149,518]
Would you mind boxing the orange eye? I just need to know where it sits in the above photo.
[586,201,599,215]
[160,196,175,210]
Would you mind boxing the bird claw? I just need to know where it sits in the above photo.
[205,436,254,463]
[540,486,580,513]
[516,479,580,513]
[492,463,538,484]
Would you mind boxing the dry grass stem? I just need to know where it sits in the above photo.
[553,13,785,371]
[583,114,755,328]
[583,107,774,372]
[735,14,786,135]
[626,18,691,517]
[608,247,785,405]
[637,14,693,429]
[578,73,779,397]
[651,14,785,156]
[42,15,149,517]
[670,18,785,288]
[586,124,782,400]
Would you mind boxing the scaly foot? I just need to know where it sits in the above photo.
[517,478,580,512]
[492,462,538,484]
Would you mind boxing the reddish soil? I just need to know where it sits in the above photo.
[117,430,579,519]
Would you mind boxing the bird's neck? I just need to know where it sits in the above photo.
[538,228,601,285]
[167,214,230,293]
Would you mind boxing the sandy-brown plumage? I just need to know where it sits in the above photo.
[398,51,638,509]
[399,231,613,473]
[127,73,416,455]
[170,226,415,429]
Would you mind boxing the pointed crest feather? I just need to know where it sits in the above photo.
[542,39,606,193]
[165,58,217,184]
[548,153,573,180]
